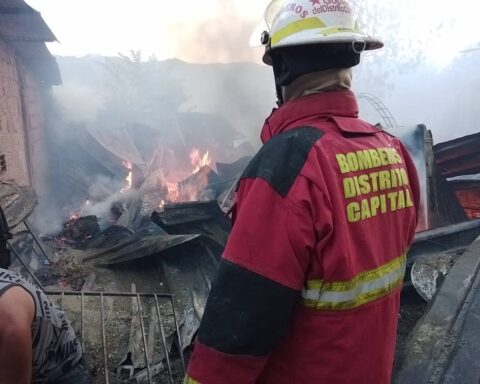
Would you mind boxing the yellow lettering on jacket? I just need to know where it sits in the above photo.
[336,154,350,173]
[347,202,361,223]
[344,188,415,223]
[336,147,415,223]
[336,147,403,174]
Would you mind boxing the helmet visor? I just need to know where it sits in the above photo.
[249,0,285,47]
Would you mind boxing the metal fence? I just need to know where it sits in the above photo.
[46,291,186,384]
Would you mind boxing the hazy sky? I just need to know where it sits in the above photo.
[26,0,267,62]
[26,0,480,66]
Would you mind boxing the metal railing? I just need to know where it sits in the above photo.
[46,291,186,384]
[358,93,399,129]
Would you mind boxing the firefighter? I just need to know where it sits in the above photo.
[185,0,420,383]
[0,260,91,383]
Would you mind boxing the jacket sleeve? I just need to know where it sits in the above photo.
[185,175,326,384]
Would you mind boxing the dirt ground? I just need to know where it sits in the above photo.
[395,285,428,366]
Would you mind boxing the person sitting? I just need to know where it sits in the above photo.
[0,267,92,384]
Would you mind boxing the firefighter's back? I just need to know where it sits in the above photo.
[258,112,419,384]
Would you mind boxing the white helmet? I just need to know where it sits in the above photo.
[253,0,383,64]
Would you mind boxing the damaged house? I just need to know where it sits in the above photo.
[0,0,59,192]
[0,3,250,383]
[2,2,480,384]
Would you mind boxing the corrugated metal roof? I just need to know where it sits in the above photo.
[0,0,28,7]
[10,40,50,58]
[0,13,57,41]
[0,0,60,85]
[434,132,480,178]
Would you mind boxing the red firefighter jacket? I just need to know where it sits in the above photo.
[186,90,420,384]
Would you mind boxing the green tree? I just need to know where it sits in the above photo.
[100,50,186,128]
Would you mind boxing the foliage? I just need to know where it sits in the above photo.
[353,0,440,96]
[100,50,186,128]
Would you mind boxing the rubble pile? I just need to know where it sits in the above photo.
[1,121,251,382]
[6,122,480,382]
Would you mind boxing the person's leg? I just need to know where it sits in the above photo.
[51,358,92,384]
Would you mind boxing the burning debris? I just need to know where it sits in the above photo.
[5,62,480,382]
[5,122,480,383]
[190,149,212,174]
[121,161,134,194]
[2,117,250,382]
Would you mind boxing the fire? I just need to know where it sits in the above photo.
[166,182,179,202]
[120,160,133,193]
[122,160,133,169]
[69,211,80,222]
[67,199,92,222]
[126,171,133,188]
[190,149,212,174]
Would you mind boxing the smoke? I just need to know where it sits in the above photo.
[30,173,128,236]
[81,191,135,225]
[23,0,480,244]
[52,85,103,124]
[358,0,480,68]
[167,1,263,64]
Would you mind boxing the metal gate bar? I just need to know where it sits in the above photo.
[7,242,45,289]
[46,291,185,384]
[100,293,109,384]
[154,295,173,383]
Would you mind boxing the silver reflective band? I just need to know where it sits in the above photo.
[302,254,407,310]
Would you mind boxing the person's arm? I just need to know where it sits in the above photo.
[186,175,330,384]
[0,286,35,384]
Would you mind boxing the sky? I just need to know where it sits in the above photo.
[26,0,480,66]
[26,0,268,62]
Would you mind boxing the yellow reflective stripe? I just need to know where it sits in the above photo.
[302,254,406,311]
[305,254,406,291]
[315,27,359,36]
[271,17,327,45]
[184,376,200,384]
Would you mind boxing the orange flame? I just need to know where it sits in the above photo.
[122,160,133,170]
[125,171,133,188]
[121,160,133,193]
[167,182,179,202]
[190,149,212,174]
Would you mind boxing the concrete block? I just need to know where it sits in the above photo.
[6,97,19,116]
[0,78,5,96]
[0,96,6,114]
[9,79,19,98]
[6,117,14,133]
[1,77,8,96]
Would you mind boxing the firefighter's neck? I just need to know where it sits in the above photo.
[281,68,352,103]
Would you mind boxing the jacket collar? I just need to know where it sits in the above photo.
[261,90,377,143]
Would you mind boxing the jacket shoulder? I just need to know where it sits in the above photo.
[240,126,324,197]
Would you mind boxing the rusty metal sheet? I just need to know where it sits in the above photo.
[86,126,146,169]
[434,132,480,178]
[89,234,201,266]
[152,201,231,247]
[0,181,36,229]
[0,9,57,42]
